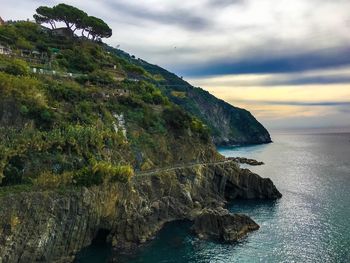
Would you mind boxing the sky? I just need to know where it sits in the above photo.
[1,0,350,130]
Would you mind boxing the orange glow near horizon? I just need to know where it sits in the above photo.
[189,71,350,128]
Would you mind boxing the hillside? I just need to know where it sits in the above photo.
[110,48,272,145]
[0,12,281,263]
[0,21,221,187]
[0,18,270,188]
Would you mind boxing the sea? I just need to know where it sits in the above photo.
[76,129,350,263]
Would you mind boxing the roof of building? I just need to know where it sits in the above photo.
[0,17,5,25]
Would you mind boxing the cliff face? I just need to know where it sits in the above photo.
[186,89,272,145]
[112,49,272,146]
[0,161,281,263]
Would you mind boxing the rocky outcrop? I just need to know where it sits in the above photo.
[0,161,281,263]
[228,157,265,166]
[192,208,259,242]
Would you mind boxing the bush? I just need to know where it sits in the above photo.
[87,70,115,85]
[73,161,134,186]
[4,59,29,76]
[163,106,191,130]
[45,80,88,102]
[0,57,29,76]
[0,72,46,108]
[19,105,29,115]
[191,118,210,142]
[1,156,25,186]
[73,167,103,187]
[61,47,97,73]
[124,64,146,75]
[32,171,73,188]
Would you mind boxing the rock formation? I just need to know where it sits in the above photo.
[0,161,281,263]
[192,208,260,242]
[227,157,265,166]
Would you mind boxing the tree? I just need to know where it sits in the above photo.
[53,4,87,33]
[33,6,57,29]
[33,3,112,40]
[84,16,112,40]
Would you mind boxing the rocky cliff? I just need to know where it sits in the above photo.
[0,161,281,263]
[112,49,272,146]
[192,208,260,242]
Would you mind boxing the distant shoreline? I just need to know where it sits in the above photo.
[269,126,350,135]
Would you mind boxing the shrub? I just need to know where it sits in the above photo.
[19,105,29,115]
[45,80,88,102]
[1,156,25,186]
[191,118,210,142]
[0,72,46,108]
[0,56,29,76]
[3,59,29,76]
[32,171,73,188]
[124,64,146,75]
[73,161,134,186]
[73,167,103,187]
[163,106,191,130]
[87,70,115,85]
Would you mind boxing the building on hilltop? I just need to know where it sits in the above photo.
[0,17,5,26]
[52,28,74,38]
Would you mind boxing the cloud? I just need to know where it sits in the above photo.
[178,46,350,77]
[2,0,350,129]
[2,0,350,74]
[207,0,245,7]
[231,100,350,107]
[104,1,211,31]
[189,66,350,87]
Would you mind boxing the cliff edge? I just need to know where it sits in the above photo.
[0,161,281,263]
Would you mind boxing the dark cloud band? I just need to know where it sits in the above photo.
[179,46,350,77]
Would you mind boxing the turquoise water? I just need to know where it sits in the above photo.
[77,131,350,263]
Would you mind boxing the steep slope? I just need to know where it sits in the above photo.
[0,161,281,263]
[0,21,221,188]
[0,19,281,263]
[111,49,272,145]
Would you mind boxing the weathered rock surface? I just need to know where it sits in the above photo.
[0,161,281,263]
[192,208,259,242]
[227,157,265,166]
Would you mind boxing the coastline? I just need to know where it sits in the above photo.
[0,161,281,263]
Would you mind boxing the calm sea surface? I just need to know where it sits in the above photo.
[76,131,350,263]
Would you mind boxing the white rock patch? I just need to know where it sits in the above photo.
[113,113,127,139]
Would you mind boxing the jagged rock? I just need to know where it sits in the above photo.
[227,157,264,166]
[192,208,259,242]
[0,161,281,263]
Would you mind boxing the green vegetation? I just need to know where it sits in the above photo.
[0,8,216,191]
[113,47,271,145]
[34,3,112,40]
[0,56,29,76]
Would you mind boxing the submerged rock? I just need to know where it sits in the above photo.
[192,208,259,242]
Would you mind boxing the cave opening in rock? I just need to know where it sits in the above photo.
[74,228,112,263]
[92,228,111,245]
